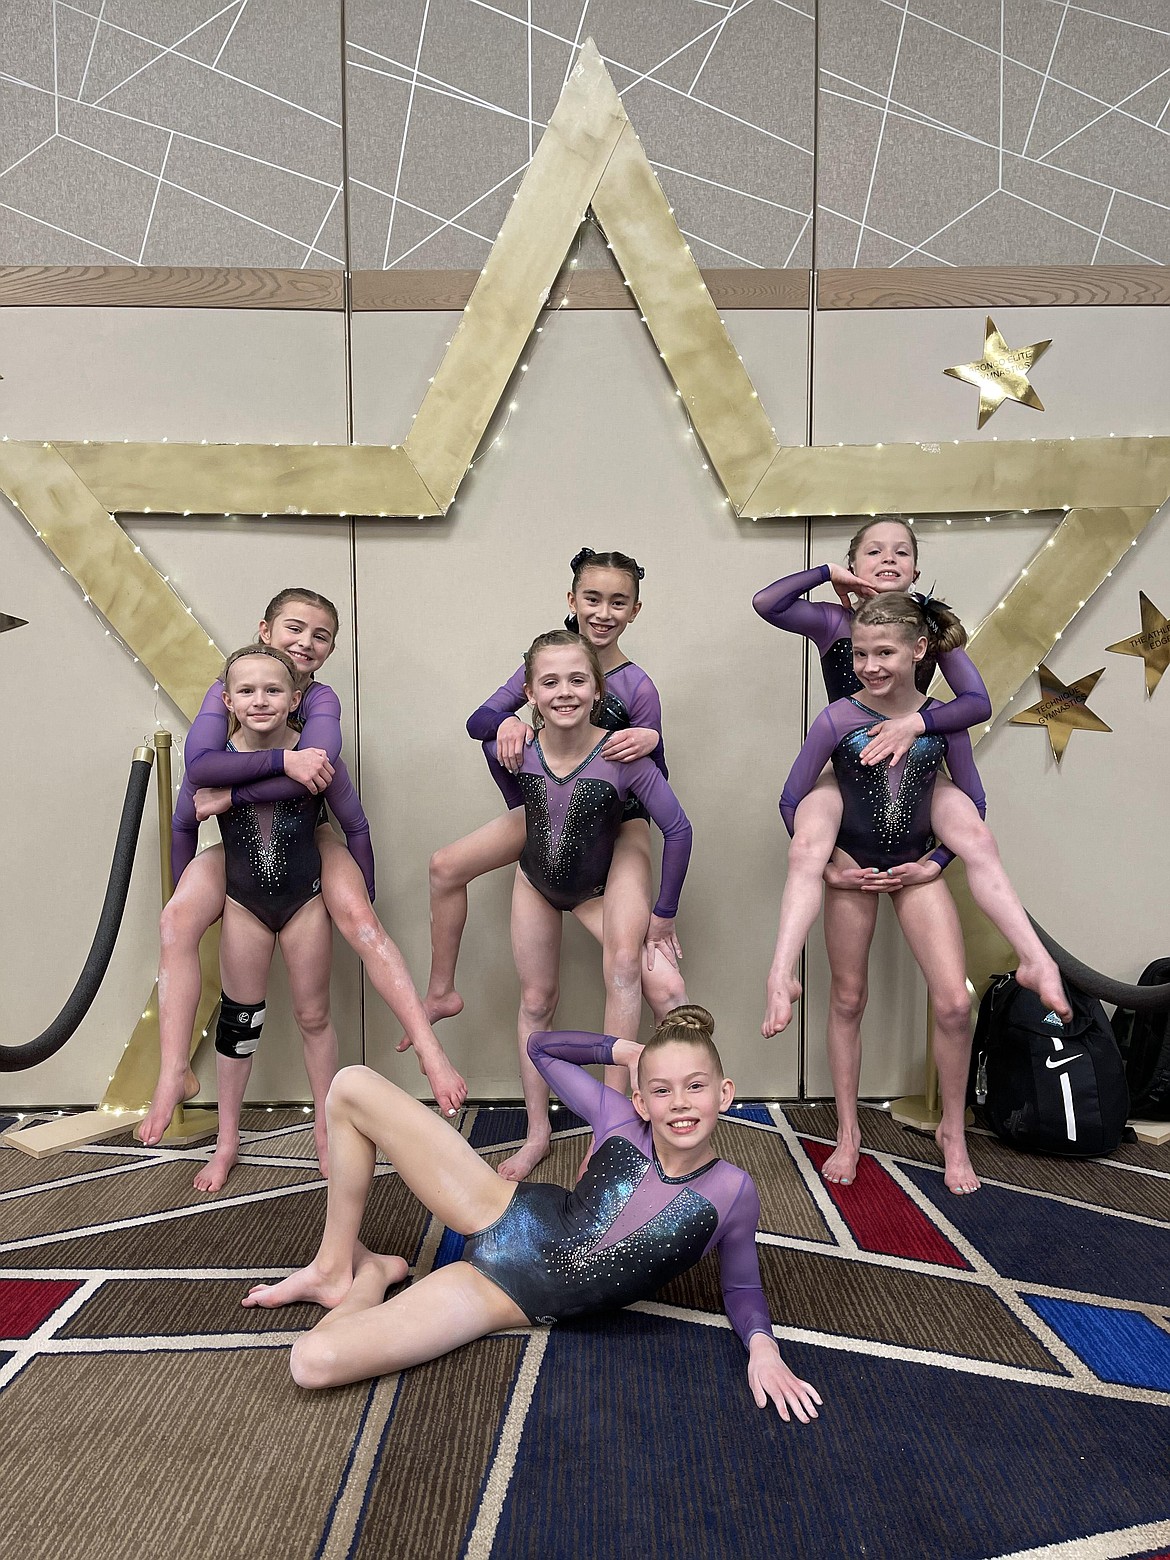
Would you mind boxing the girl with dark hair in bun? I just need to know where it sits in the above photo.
[426,550,688,1092]
[243,1003,822,1425]
[753,520,1068,1048]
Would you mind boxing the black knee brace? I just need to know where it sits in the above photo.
[215,994,266,1058]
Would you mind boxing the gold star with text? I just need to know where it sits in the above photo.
[945,316,1051,428]
[1009,662,1111,762]
[1106,592,1170,698]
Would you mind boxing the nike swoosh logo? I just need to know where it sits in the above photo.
[1045,1053,1083,1070]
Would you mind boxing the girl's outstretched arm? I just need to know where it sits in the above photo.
[718,1175,822,1421]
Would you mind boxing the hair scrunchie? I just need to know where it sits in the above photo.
[569,546,596,574]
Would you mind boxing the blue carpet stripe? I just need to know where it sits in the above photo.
[1026,1295,1170,1391]
[492,1312,1170,1560]
[468,1107,587,1149]
[432,1226,466,1271]
[727,1103,774,1125]
[901,1162,1170,1307]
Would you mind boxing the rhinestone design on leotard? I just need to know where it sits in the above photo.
[832,701,948,871]
[462,1134,720,1324]
[517,771,625,912]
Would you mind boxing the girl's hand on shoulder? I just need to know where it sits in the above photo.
[601,726,659,763]
[194,787,232,821]
[285,746,334,792]
[496,715,533,773]
[859,713,925,766]
[643,916,682,971]
[826,565,877,610]
[747,1335,822,1423]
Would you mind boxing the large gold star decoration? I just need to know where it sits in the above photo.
[2,38,1170,1098]
[1106,591,1170,697]
[1009,663,1111,762]
[944,316,1051,428]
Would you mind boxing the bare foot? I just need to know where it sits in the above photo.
[137,1067,199,1146]
[936,1123,980,1194]
[424,989,464,1025]
[194,1137,238,1193]
[353,1248,409,1292]
[498,1131,551,1181]
[242,1254,357,1311]
[1015,956,1072,1024]
[313,1117,329,1178]
[762,974,802,1038]
[418,1047,468,1118]
[821,1131,861,1186]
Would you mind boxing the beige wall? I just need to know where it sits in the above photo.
[3,301,1168,1105]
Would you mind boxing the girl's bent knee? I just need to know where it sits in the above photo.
[290,1334,335,1390]
[429,845,466,893]
[933,994,972,1035]
[328,1065,374,1109]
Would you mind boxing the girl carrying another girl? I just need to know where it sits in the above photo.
[776,593,1031,1193]
[754,519,1068,1040]
[180,644,353,1190]
[138,588,464,1150]
[243,1005,821,1426]
[426,549,687,1057]
[489,630,693,1180]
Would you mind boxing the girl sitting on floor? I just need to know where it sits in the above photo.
[243,1005,822,1424]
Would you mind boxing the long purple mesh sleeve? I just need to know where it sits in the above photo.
[171,776,200,883]
[526,1031,641,1141]
[229,683,344,805]
[752,566,850,656]
[778,704,846,835]
[920,648,992,735]
[466,665,528,742]
[322,757,376,901]
[623,760,692,917]
[716,1176,774,1349]
[481,743,525,810]
[184,681,344,802]
[618,667,667,776]
[925,725,987,872]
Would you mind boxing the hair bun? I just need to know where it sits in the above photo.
[661,1004,715,1038]
[569,546,596,573]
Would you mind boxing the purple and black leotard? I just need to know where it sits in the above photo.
[461,1030,774,1344]
[780,696,987,871]
[490,734,690,916]
[172,741,373,932]
[467,660,666,822]
[754,565,992,867]
[170,677,375,903]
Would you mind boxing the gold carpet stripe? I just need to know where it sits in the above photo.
[350,1334,527,1560]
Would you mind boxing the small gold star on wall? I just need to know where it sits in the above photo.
[944,316,1051,428]
[1009,663,1111,762]
[1106,592,1170,698]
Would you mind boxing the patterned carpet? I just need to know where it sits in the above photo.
[2,1100,1168,1560]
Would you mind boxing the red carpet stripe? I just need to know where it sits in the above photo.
[0,1278,81,1338]
[800,1139,969,1268]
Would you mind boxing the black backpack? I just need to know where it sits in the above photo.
[1110,957,1170,1119]
[969,973,1130,1157]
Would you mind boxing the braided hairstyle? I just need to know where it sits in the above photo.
[853,591,967,656]
[636,1004,724,1089]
